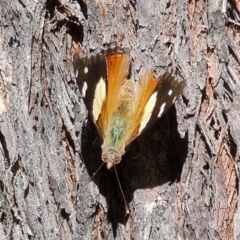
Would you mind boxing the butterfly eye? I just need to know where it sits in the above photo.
[114,155,122,164]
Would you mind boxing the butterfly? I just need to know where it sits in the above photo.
[73,47,185,169]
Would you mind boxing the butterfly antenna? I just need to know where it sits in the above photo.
[113,165,130,215]
[78,162,105,193]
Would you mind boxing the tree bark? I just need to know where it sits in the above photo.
[0,0,240,239]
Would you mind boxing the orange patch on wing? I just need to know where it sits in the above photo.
[97,52,131,138]
[126,71,161,146]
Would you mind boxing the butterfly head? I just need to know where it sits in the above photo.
[101,146,125,169]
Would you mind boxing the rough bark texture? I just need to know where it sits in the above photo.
[0,0,240,239]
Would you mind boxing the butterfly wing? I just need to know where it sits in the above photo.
[73,53,107,136]
[126,71,185,146]
[97,50,131,139]
[73,50,131,139]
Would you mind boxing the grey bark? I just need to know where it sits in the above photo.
[0,0,240,239]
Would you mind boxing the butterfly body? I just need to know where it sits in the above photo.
[73,48,185,169]
[102,79,136,168]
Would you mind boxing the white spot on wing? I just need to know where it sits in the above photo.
[173,96,177,103]
[82,82,88,97]
[139,92,157,133]
[75,69,78,78]
[158,102,166,117]
[93,77,106,121]
[84,67,88,74]
[168,89,173,96]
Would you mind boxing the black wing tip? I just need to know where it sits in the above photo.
[161,71,186,90]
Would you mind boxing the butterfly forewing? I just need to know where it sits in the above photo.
[125,70,161,146]
[73,53,107,136]
[148,72,186,123]
[97,51,131,139]
[126,72,185,146]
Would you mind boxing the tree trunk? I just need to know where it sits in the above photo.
[0,0,239,239]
